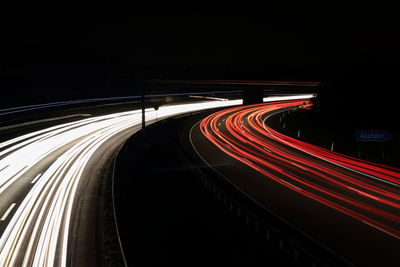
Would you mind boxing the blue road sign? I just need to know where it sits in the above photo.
[355,130,393,142]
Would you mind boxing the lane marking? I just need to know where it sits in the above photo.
[0,165,9,172]
[263,147,272,153]
[1,203,16,221]
[347,186,380,201]
[241,157,253,165]
[280,179,303,191]
[290,162,308,172]
[361,220,400,240]
[31,173,42,184]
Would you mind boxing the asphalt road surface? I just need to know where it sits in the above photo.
[190,98,400,266]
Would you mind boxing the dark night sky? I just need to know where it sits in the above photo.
[1,3,399,71]
[1,2,400,122]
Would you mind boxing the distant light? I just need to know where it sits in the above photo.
[263,94,315,103]
[189,95,229,101]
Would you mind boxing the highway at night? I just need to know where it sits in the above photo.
[2,4,399,266]
[190,97,400,266]
[0,94,397,266]
[0,99,244,266]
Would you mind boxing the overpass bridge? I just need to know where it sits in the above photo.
[146,79,322,105]
[139,79,322,129]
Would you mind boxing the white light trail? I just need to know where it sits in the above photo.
[263,94,315,102]
[0,99,243,266]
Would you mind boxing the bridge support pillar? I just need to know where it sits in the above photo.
[141,95,145,129]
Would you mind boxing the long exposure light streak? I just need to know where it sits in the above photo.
[199,98,400,239]
[0,99,245,266]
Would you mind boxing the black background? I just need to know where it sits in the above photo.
[1,3,399,129]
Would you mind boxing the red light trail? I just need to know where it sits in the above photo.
[200,99,400,239]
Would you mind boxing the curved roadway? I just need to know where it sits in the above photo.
[0,99,242,266]
[190,99,400,266]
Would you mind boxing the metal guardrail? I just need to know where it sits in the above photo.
[177,116,354,267]
[177,149,320,266]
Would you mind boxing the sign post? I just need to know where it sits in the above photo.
[355,130,392,158]
[355,130,392,142]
